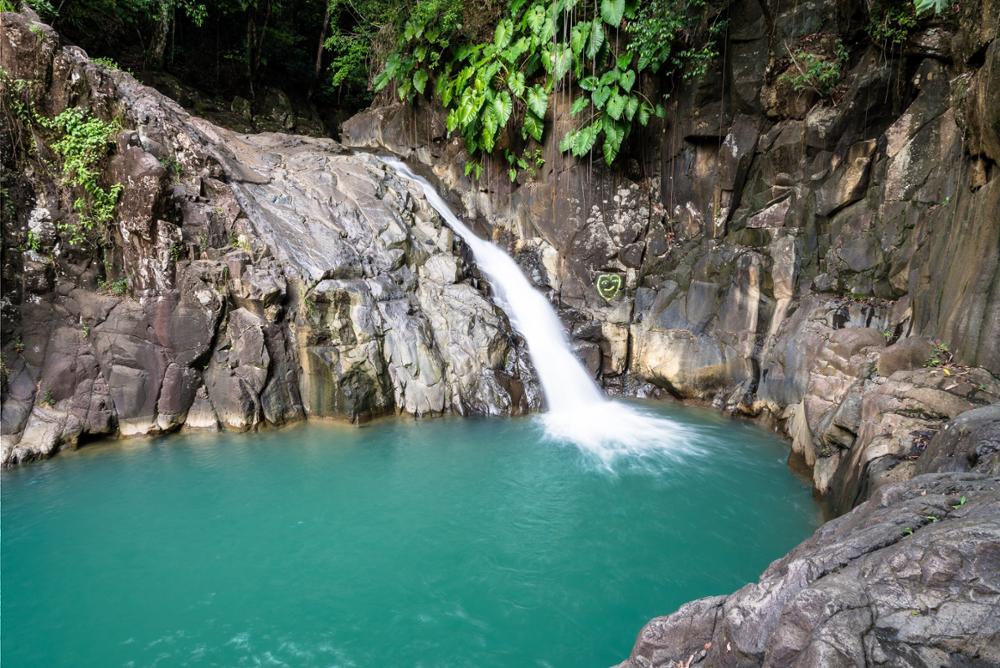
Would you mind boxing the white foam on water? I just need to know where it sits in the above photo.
[381,157,697,465]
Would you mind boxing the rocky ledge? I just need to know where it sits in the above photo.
[0,10,539,467]
[619,406,1000,667]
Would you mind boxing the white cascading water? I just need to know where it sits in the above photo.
[382,157,691,464]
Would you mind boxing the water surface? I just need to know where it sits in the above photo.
[2,402,819,667]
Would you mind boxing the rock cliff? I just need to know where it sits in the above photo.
[341,0,1000,514]
[0,10,539,466]
[337,0,1000,662]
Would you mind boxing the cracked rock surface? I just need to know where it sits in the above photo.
[0,11,539,467]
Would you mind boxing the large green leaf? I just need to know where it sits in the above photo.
[526,85,548,118]
[553,44,572,79]
[606,92,626,120]
[494,18,513,49]
[559,129,576,153]
[482,109,500,152]
[493,91,513,128]
[600,0,625,26]
[601,117,625,164]
[587,19,604,60]
[637,101,652,125]
[599,70,618,86]
[570,96,589,116]
[619,69,636,92]
[572,123,599,157]
[914,0,948,14]
[570,23,588,58]
[508,71,526,96]
[592,85,612,109]
[579,75,599,91]
[525,3,546,33]
[373,54,400,91]
[506,36,531,63]
[625,96,639,121]
[522,112,544,141]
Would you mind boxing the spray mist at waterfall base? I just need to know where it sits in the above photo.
[537,401,701,468]
[381,156,698,467]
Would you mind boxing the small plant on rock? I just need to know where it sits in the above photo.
[780,42,849,97]
[923,341,952,368]
[109,278,129,296]
[38,107,123,245]
[25,230,42,252]
[159,156,184,180]
[92,56,121,71]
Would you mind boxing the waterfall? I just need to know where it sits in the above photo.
[382,157,691,464]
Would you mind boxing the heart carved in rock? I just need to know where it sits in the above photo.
[596,273,623,302]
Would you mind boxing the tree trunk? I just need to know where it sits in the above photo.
[309,1,332,99]
[150,0,172,69]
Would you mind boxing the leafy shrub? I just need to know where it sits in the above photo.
[375,0,720,173]
[373,0,465,101]
[91,56,121,71]
[867,1,919,45]
[923,342,952,368]
[780,42,849,97]
[40,107,123,244]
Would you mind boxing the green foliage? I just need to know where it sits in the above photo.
[91,56,121,71]
[41,388,55,406]
[99,277,129,295]
[376,0,719,173]
[952,496,967,509]
[2,68,124,246]
[0,0,19,12]
[23,0,57,18]
[626,0,722,77]
[25,230,42,252]
[867,1,919,45]
[913,0,950,14]
[39,107,123,245]
[780,43,849,97]
[923,341,952,368]
[159,156,184,180]
[504,147,544,181]
[373,0,465,100]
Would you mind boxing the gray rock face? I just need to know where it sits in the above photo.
[619,470,1000,668]
[0,11,538,466]
[341,0,1000,500]
[337,0,1000,662]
